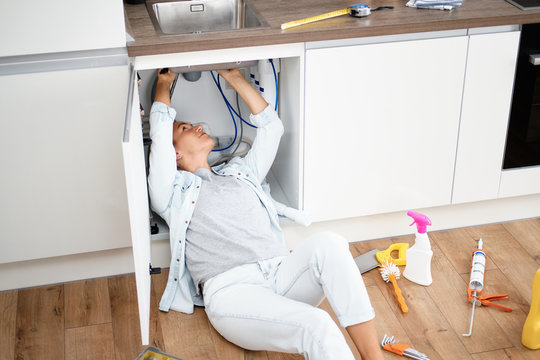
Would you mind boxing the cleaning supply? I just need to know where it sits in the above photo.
[354,249,380,274]
[381,334,430,359]
[403,211,433,286]
[376,243,409,266]
[522,268,540,349]
[462,239,512,337]
[280,5,394,30]
[380,261,408,313]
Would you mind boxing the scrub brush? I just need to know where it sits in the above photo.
[380,260,408,313]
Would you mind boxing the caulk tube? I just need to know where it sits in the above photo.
[257,59,277,109]
[403,211,433,286]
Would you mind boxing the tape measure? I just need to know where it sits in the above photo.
[281,4,394,30]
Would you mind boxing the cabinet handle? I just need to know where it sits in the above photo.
[530,54,540,66]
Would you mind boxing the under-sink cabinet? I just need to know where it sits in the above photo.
[123,43,305,344]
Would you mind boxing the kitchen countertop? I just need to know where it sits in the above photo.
[124,0,540,57]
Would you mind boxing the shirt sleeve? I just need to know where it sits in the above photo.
[147,102,177,217]
[242,105,284,183]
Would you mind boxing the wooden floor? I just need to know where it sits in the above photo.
[1,219,540,360]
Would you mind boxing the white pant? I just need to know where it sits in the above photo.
[203,232,375,360]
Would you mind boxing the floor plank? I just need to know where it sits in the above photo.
[108,274,164,360]
[244,350,269,360]
[425,240,512,353]
[65,323,114,360]
[378,268,473,360]
[459,269,540,360]
[503,219,540,266]
[465,224,539,304]
[365,285,413,360]
[14,285,64,360]
[472,349,514,360]
[265,352,304,360]
[0,290,17,360]
[152,269,219,360]
[429,228,498,274]
[64,278,111,328]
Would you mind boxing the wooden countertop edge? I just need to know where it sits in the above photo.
[126,13,539,57]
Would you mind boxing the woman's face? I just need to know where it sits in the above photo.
[173,121,215,160]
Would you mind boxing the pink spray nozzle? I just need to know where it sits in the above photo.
[407,211,432,234]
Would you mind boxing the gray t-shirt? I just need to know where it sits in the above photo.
[185,168,289,290]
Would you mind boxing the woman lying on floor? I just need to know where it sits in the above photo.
[148,67,384,360]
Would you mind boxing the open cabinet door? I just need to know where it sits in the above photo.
[122,66,151,345]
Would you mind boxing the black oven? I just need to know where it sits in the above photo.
[503,23,540,169]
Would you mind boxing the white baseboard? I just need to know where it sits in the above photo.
[1,193,539,291]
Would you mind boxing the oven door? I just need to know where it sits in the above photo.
[503,24,540,169]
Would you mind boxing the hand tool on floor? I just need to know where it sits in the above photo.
[354,249,380,273]
[376,243,409,266]
[281,4,394,30]
[462,238,512,337]
[380,260,408,313]
[381,334,430,360]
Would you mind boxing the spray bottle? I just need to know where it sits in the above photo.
[403,211,433,286]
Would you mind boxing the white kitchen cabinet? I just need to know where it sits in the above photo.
[452,30,520,204]
[0,0,126,57]
[0,64,131,264]
[123,43,305,344]
[304,35,468,222]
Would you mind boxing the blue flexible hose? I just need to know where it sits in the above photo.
[210,72,237,152]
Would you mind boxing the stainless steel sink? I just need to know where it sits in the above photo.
[147,0,267,35]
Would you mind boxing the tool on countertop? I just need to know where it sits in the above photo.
[281,4,394,30]
[462,238,512,337]
[381,334,430,360]
[376,243,409,266]
[354,249,380,274]
[380,260,408,313]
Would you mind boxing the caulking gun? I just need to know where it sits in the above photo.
[462,238,512,337]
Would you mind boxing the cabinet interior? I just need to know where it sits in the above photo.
[136,56,303,240]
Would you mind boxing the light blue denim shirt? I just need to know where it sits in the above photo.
[148,101,286,313]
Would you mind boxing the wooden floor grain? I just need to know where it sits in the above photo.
[2,218,539,360]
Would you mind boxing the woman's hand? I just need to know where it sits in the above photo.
[157,68,177,86]
[216,68,242,83]
[154,68,177,107]
[216,68,268,115]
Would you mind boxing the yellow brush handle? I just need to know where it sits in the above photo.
[390,276,409,313]
[281,8,350,30]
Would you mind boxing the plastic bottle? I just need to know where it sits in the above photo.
[403,211,433,286]
[522,268,540,349]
